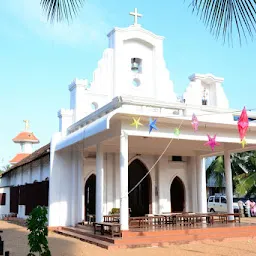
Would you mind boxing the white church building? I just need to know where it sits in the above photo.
[1,8,256,231]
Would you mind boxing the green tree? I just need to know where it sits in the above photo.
[234,151,256,196]
[206,151,256,197]
[189,0,256,44]
[39,1,256,44]
[0,164,11,174]
[26,206,51,256]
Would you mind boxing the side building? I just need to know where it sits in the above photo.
[0,122,50,219]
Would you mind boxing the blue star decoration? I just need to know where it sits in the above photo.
[149,118,158,134]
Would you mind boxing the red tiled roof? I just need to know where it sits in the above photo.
[9,153,30,164]
[12,131,39,143]
[2,143,50,177]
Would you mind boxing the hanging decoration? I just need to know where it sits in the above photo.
[240,138,247,148]
[237,107,249,145]
[204,134,220,151]
[191,113,199,131]
[148,118,158,134]
[130,117,143,129]
[174,128,180,138]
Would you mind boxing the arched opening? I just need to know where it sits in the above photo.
[84,174,96,221]
[128,159,152,217]
[170,176,185,212]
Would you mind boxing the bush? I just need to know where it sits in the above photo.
[110,208,120,214]
[26,206,51,256]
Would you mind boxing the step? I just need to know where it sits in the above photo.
[56,225,256,250]
[54,229,117,250]
[61,226,256,245]
[124,224,256,237]
[62,226,117,244]
[75,224,94,231]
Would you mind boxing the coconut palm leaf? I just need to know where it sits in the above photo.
[189,0,256,44]
[40,0,85,23]
[206,156,225,188]
[234,171,256,196]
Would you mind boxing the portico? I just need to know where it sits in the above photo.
[48,96,256,230]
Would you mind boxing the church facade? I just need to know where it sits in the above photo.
[49,9,256,230]
[1,9,256,230]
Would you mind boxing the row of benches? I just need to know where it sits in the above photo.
[93,213,240,237]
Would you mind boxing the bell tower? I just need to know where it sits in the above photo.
[106,8,176,102]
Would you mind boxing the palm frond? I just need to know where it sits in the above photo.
[189,0,256,45]
[40,0,85,23]
[234,172,256,196]
[206,156,225,188]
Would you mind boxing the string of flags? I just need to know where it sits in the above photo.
[129,106,250,151]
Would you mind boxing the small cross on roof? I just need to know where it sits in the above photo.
[129,8,142,26]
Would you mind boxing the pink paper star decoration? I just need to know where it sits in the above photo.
[237,107,249,141]
[204,134,220,151]
[191,113,199,131]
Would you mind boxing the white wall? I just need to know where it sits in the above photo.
[83,152,189,218]
[158,156,189,213]
[58,25,178,135]
[0,154,50,218]
[0,187,10,217]
[0,155,50,188]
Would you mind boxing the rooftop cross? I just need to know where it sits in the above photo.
[129,8,142,26]
[23,120,30,131]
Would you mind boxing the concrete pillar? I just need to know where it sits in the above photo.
[96,144,104,222]
[77,150,84,223]
[224,151,234,221]
[120,132,129,230]
[196,156,207,213]
[190,156,198,212]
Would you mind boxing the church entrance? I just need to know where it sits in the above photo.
[84,174,96,221]
[128,159,152,217]
[170,176,185,212]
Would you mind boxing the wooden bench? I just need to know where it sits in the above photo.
[93,222,121,237]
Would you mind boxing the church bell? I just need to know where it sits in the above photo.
[131,58,139,71]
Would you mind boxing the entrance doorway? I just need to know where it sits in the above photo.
[84,174,96,221]
[170,176,185,212]
[128,159,152,217]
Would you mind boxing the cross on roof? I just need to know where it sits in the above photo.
[129,8,142,26]
[23,120,30,131]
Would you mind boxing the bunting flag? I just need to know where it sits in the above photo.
[204,134,220,151]
[148,118,158,134]
[191,113,199,131]
[237,107,249,142]
[240,138,247,148]
[130,117,143,129]
[174,128,180,138]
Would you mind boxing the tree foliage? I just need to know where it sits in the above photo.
[188,0,256,45]
[26,206,51,256]
[0,164,11,174]
[40,0,85,23]
[206,151,256,197]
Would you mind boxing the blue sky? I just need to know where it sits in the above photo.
[0,0,255,166]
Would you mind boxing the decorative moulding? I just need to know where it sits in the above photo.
[107,26,164,40]
[168,161,186,169]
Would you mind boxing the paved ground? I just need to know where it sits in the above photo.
[1,219,256,256]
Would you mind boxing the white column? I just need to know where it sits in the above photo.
[190,156,198,213]
[77,151,84,223]
[96,144,104,222]
[224,151,234,221]
[120,132,129,230]
[71,150,78,226]
[196,156,207,213]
